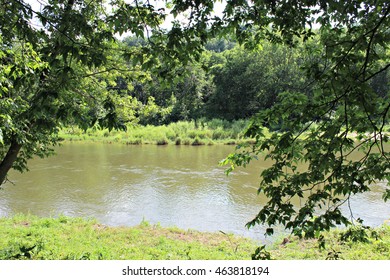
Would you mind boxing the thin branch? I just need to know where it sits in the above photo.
[359,4,390,81]
[347,195,355,222]
[379,102,390,159]
[14,0,130,54]
[134,0,153,43]
[74,66,138,80]
[363,63,390,83]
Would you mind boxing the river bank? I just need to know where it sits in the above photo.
[58,119,260,146]
[58,120,390,146]
[0,214,256,260]
[1,215,389,260]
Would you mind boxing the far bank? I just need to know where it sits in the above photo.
[57,119,260,146]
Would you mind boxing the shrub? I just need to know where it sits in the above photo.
[156,137,169,145]
[192,137,205,146]
[182,138,191,145]
[212,128,229,140]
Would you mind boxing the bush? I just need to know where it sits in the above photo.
[192,137,205,146]
[126,138,142,145]
[156,137,169,145]
[212,128,229,140]
[182,138,192,145]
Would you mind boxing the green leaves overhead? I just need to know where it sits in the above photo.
[0,0,167,184]
[223,0,390,239]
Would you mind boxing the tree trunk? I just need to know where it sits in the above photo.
[0,138,22,186]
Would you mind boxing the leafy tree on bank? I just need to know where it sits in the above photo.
[205,42,311,120]
[0,0,204,185]
[0,0,132,185]
[205,36,236,53]
[120,37,215,124]
[120,37,310,123]
[221,0,390,244]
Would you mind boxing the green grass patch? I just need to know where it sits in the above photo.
[58,119,256,145]
[266,224,390,260]
[1,215,389,260]
[0,215,257,260]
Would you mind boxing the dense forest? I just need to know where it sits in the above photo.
[111,35,390,128]
[116,37,320,124]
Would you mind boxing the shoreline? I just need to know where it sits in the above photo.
[1,214,389,260]
[57,120,258,146]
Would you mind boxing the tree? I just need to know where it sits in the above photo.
[205,36,236,53]
[220,0,390,241]
[205,42,310,120]
[120,37,215,124]
[0,0,201,185]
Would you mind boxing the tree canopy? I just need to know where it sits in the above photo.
[0,0,185,184]
[1,0,390,251]
[222,0,390,242]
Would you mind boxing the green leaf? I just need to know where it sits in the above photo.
[383,189,390,203]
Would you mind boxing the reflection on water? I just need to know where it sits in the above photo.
[1,142,389,240]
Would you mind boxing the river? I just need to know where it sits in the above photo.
[1,142,389,240]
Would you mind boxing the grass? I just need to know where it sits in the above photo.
[0,214,257,260]
[267,224,390,260]
[58,119,263,146]
[1,215,389,260]
[59,121,390,146]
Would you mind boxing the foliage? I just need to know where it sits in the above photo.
[58,119,250,145]
[0,0,204,185]
[223,0,390,240]
[339,220,372,243]
[121,37,311,123]
[205,42,310,120]
[268,224,390,260]
[121,48,215,124]
[205,37,236,53]
[1,0,390,247]
[251,245,272,260]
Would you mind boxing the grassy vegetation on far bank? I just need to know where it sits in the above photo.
[58,119,261,146]
[58,119,390,146]
[1,215,390,260]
